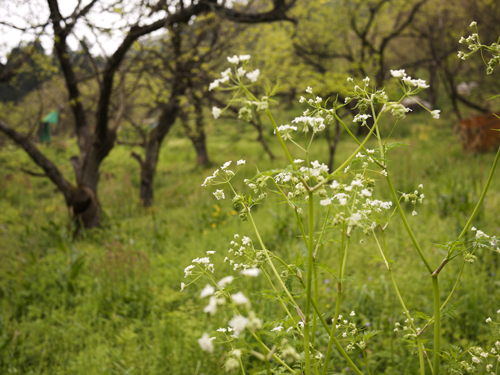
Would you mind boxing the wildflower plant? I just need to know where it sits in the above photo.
[182,29,500,375]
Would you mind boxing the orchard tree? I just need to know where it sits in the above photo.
[0,0,297,227]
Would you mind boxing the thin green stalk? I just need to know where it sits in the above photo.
[385,173,433,273]
[432,277,440,375]
[457,146,500,242]
[312,262,318,345]
[261,267,296,324]
[250,330,297,374]
[239,356,247,375]
[417,336,426,375]
[362,350,371,375]
[266,108,297,169]
[304,192,315,375]
[264,355,270,375]
[440,261,465,311]
[321,233,350,375]
[272,255,332,335]
[247,210,300,309]
[310,115,380,192]
[369,100,384,155]
[377,229,426,375]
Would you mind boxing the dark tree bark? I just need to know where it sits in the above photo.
[180,96,211,168]
[2,0,263,229]
[125,1,295,207]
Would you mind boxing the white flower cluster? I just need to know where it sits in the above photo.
[274,124,298,141]
[202,160,246,202]
[471,227,500,252]
[210,54,262,119]
[291,116,325,133]
[402,76,430,89]
[353,114,372,123]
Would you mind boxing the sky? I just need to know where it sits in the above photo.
[0,0,168,63]
[0,0,248,63]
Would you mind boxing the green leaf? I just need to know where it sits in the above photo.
[415,311,432,322]
[386,142,409,151]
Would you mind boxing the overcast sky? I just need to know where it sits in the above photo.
[0,0,169,63]
[0,0,247,63]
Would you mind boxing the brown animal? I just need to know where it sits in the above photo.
[459,113,500,153]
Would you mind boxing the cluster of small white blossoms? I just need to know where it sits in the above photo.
[333,311,370,353]
[401,184,425,216]
[461,341,500,374]
[224,233,263,272]
[393,317,417,334]
[458,21,500,75]
[209,55,261,119]
[184,251,216,279]
[389,69,440,119]
[201,160,246,200]
[354,149,379,170]
[471,227,500,253]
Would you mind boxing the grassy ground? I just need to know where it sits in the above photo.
[1,108,500,374]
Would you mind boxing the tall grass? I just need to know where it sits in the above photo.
[0,111,499,374]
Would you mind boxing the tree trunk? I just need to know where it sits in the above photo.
[181,96,211,168]
[134,91,181,206]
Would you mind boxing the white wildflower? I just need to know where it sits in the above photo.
[271,325,284,332]
[184,265,195,278]
[198,333,215,353]
[203,296,218,315]
[350,311,356,316]
[213,189,225,200]
[227,55,239,64]
[212,106,222,119]
[390,69,407,78]
[431,110,440,119]
[241,268,261,277]
[209,80,220,91]
[239,54,251,61]
[231,291,249,305]
[180,283,186,291]
[306,86,313,94]
[218,276,234,288]
[320,198,332,206]
[246,69,260,83]
[237,159,246,165]
[470,21,477,27]
[200,284,215,298]
[229,315,249,336]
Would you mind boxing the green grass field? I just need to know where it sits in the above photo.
[1,109,499,374]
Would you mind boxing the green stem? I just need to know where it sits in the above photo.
[261,267,296,324]
[377,229,426,375]
[457,146,500,242]
[432,277,440,375]
[250,330,296,374]
[310,114,380,192]
[440,261,465,311]
[239,356,247,375]
[362,350,371,375]
[304,192,315,375]
[312,261,318,346]
[248,210,300,309]
[385,173,433,273]
[321,233,350,375]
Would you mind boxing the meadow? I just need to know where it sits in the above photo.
[1,107,500,374]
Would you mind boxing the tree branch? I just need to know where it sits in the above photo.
[0,119,73,203]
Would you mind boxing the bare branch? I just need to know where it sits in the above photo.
[0,119,73,203]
